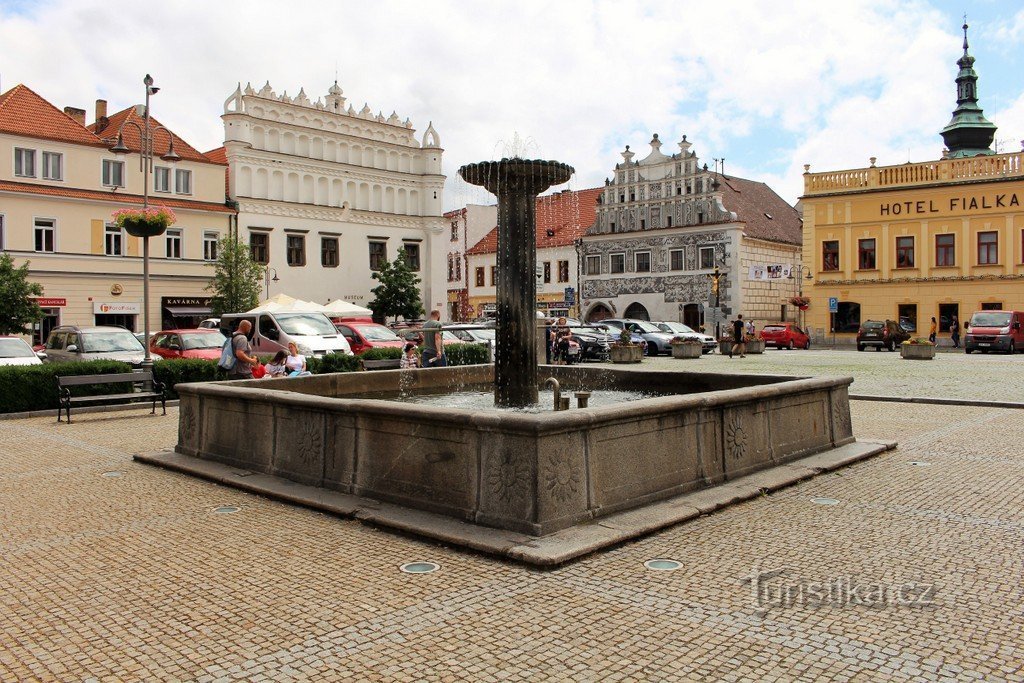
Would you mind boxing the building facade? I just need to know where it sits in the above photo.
[582,134,801,332]
[800,24,1024,342]
[0,84,232,344]
[444,203,496,321]
[219,81,446,315]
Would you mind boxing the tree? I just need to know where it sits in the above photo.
[0,254,43,335]
[369,250,424,323]
[206,235,264,316]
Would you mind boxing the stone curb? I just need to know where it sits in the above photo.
[134,439,895,567]
[849,394,1024,410]
[0,400,181,421]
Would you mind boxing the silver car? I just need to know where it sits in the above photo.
[43,326,151,367]
[654,321,718,354]
[599,318,677,355]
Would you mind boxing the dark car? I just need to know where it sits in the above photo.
[856,320,909,351]
[569,326,611,361]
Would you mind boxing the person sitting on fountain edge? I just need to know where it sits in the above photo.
[400,342,421,369]
[421,310,447,367]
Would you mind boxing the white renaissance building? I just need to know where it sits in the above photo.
[216,81,446,315]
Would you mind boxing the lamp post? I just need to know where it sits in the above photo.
[574,237,583,320]
[265,267,279,299]
[788,265,813,329]
[109,74,180,371]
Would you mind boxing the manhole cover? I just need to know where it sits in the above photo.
[810,497,840,506]
[399,561,440,574]
[908,461,932,467]
[644,559,682,571]
[212,506,240,514]
[100,471,123,478]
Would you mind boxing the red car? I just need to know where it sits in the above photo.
[759,322,811,350]
[150,329,227,360]
[335,322,406,354]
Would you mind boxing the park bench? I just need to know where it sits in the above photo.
[360,358,402,371]
[57,371,166,423]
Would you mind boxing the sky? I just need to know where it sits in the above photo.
[1,0,1021,209]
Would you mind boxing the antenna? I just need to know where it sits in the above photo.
[334,61,338,82]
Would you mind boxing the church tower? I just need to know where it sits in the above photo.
[940,22,997,158]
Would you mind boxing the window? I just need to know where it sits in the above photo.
[978,231,998,265]
[321,237,339,267]
[634,251,651,273]
[557,260,570,282]
[250,232,269,264]
[34,219,55,252]
[490,266,497,286]
[203,231,219,261]
[402,243,421,271]
[105,225,124,256]
[833,301,861,333]
[586,255,601,275]
[897,304,917,333]
[447,255,455,281]
[699,246,715,270]
[858,238,876,270]
[165,228,182,259]
[895,236,915,268]
[368,241,386,270]
[938,303,958,333]
[42,152,62,180]
[14,148,35,177]
[981,302,1003,311]
[475,267,485,287]
[543,262,551,283]
[935,234,955,266]
[450,221,458,241]
[0,214,4,249]
[610,253,625,274]
[154,167,171,193]
[287,234,306,266]
[670,249,684,271]
[822,241,839,271]
[102,159,125,187]
[454,255,461,280]
[175,169,192,195]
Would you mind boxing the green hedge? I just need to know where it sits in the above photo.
[307,352,362,374]
[0,360,133,413]
[445,342,490,366]
[152,358,221,399]
[358,347,403,361]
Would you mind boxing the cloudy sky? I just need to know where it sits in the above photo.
[1,0,1021,208]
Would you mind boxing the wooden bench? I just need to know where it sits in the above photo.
[57,371,166,423]
[360,358,402,371]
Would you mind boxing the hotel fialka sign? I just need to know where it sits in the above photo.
[880,192,1021,217]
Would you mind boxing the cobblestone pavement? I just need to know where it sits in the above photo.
[627,348,1024,401]
[2,400,1023,682]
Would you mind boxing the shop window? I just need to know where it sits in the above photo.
[250,232,269,264]
[895,236,915,268]
[938,303,959,333]
[857,238,876,269]
[321,237,339,267]
[978,231,998,265]
[822,240,839,271]
[833,301,860,333]
[935,234,955,266]
[669,249,684,271]
[897,303,917,333]
[981,302,1002,311]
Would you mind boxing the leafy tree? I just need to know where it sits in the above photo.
[369,250,424,324]
[0,254,43,335]
[206,236,264,316]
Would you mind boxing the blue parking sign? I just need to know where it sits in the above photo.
[828,297,838,313]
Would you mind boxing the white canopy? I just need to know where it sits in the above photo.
[245,296,372,317]
[323,299,373,317]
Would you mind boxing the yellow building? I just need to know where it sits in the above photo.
[800,24,1024,343]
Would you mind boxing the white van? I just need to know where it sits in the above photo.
[220,312,353,357]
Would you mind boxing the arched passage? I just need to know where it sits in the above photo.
[624,302,650,321]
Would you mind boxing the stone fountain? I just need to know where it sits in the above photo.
[137,156,892,566]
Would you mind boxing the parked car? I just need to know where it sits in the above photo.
[599,319,675,355]
[0,336,44,366]
[392,325,460,346]
[220,312,352,357]
[334,322,406,354]
[965,310,1024,354]
[569,326,611,361]
[150,329,228,361]
[759,322,811,350]
[42,325,152,366]
[856,320,909,351]
[197,318,220,330]
[589,321,648,354]
[446,324,497,357]
[654,321,718,353]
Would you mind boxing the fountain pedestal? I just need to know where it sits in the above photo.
[459,159,574,408]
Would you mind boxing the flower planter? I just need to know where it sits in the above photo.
[609,345,643,364]
[671,343,702,359]
[122,217,168,238]
[901,344,935,360]
[746,339,765,354]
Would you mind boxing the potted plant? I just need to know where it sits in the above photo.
[901,337,936,360]
[745,334,765,354]
[789,295,810,311]
[609,327,643,363]
[111,206,176,238]
[670,336,702,359]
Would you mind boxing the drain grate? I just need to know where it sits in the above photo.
[644,559,682,571]
[399,561,440,574]
[100,471,123,478]
[908,461,932,467]
[810,497,840,506]
[212,506,241,514]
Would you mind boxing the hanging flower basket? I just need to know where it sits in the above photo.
[789,296,810,311]
[112,206,176,238]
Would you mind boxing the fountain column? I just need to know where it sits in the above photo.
[459,159,574,408]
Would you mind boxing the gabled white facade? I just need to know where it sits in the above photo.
[222,81,446,314]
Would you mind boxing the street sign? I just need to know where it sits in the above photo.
[564,287,575,304]
[535,265,543,280]
[828,297,838,313]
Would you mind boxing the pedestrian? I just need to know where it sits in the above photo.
[730,314,746,358]
[421,310,448,367]
[951,315,961,349]
[400,342,421,369]
[746,319,755,337]
[285,341,311,376]
[265,350,289,377]
[550,317,571,365]
[226,319,259,379]
[929,317,937,344]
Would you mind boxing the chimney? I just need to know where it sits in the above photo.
[95,99,107,124]
[64,106,86,126]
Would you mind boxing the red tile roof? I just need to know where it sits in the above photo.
[0,178,235,213]
[204,146,229,197]
[466,187,602,255]
[0,84,106,147]
[90,107,222,165]
[716,175,802,245]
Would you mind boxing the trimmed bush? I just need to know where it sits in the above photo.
[445,342,489,366]
[152,358,221,398]
[308,352,361,375]
[359,347,403,361]
[0,360,133,414]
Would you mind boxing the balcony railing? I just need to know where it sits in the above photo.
[803,151,1024,196]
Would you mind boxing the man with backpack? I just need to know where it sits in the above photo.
[219,319,259,379]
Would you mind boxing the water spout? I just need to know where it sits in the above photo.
[544,377,566,411]
[574,391,591,409]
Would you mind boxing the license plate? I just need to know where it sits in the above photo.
[979,343,990,347]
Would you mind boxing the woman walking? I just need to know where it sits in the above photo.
[928,317,937,344]
[950,316,961,349]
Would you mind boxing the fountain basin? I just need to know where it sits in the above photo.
[167,365,856,538]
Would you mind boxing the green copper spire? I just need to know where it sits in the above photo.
[940,21,997,158]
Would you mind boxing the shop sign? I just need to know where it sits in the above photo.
[93,302,142,314]
[34,297,67,307]
[162,296,212,307]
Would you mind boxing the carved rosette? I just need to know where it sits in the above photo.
[725,416,748,461]
[296,420,323,467]
[543,453,582,503]
[488,451,529,504]
[179,402,197,445]
[831,394,852,440]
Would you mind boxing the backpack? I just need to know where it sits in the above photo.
[218,335,238,371]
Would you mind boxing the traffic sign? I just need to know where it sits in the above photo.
[564,287,575,304]
[828,297,838,313]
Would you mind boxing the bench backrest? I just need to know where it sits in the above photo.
[58,371,153,387]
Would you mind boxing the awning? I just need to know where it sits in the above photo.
[164,305,212,317]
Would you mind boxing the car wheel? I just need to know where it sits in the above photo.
[1009,341,1016,355]
[804,339,811,350]
[857,344,865,352]
[787,340,794,350]
[888,341,895,352]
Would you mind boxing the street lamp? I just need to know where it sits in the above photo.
[109,74,180,371]
[265,267,279,298]
[788,265,813,329]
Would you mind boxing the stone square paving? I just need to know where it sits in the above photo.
[1,351,1023,681]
